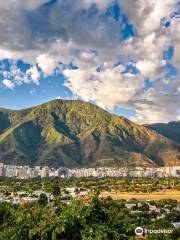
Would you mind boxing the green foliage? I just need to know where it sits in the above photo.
[171,227,180,240]
[38,193,48,207]
[51,181,61,197]
[0,99,179,167]
[0,178,179,240]
[0,196,176,240]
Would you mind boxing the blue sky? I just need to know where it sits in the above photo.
[0,0,179,123]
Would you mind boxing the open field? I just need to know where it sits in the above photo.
[100,190,180,202]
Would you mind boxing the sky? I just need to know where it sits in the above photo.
[0,0,179,123]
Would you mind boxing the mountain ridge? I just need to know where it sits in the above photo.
[146,121,180,144]
[0,99,179,167]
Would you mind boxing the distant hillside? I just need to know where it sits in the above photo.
[147,121,180,144]
[0,100,179,167]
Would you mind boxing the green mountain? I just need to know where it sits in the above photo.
[0,100,180,167]
[147,121,180,144]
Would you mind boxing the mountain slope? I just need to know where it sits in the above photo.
[147,121,180,144]
[0,100,180,167]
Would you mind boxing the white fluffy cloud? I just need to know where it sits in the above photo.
[0,61,41,87]
[26,66,41,85]
[130,85,180,123]
[136,60,160,77]
[0,0,179,123]
[64,66,144,109]
[170,18,180,68]
[36,54,57,76]
[2,79,15,89]
[120,0,177,37]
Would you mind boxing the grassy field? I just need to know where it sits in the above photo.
[100,190,180,202]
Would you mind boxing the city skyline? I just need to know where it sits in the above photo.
[1,162,180,179]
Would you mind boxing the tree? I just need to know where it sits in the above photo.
[52,182,61,197]
[171,228,180,240]
[140,203,149,212]
[38,193,48,207]
[24,184,33,196]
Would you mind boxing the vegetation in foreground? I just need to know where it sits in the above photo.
[0,193,180,240]
[0,177,180,239]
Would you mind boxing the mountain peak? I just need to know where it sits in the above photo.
[0,100,179,167]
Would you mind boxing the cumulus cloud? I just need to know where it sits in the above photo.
[130,86,180,123]
[36,54,57,76]
[0,61,41,87]
[136,60,159,77]
[170,17,180,68]
[0,0,179,123]
[64,65,144,109]
[0,0,120,53]
[26,66,41,85]
[120,0,177,37]
[2,79,15,90]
